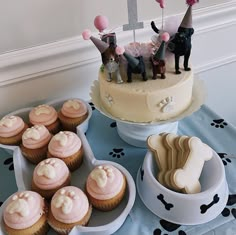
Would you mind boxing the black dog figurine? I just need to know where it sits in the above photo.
[123,53,147,83]
[168,27,194,74]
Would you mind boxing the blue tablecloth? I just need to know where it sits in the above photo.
[1,104,236,235]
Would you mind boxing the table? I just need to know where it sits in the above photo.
[1,104,236,234]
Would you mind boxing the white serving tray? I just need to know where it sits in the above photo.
[0,99,136,235]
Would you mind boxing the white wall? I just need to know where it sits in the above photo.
[0,1,235,126]
[199,62,236,126]
[0,0,229,53]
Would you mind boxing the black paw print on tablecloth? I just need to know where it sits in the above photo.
[211,119,228,128]
[153,220,186,235]
[110,122,117,128]
[89,102,95,111]
[218,153,232,166]
[221,194,236,218]
[109,148,125,158]
[3,157,14,171]
[140,165,144,181]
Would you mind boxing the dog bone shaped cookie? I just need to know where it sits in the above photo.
[147,133,168,186]
[162,133,179,189]
[172,137,212,194]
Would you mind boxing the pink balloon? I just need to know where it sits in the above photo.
[156,0,165,8]
[94,15,109,32]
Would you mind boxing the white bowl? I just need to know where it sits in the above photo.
[136,150,228,225]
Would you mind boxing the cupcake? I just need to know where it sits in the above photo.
[3,190,49,235]
[86,164,126,211]
[48,186,92,234]
[32,158,71,200]
[20,125,52,164]
[58,99,88,132]
[47,131,83,171]
[29,104,60,134]
[0,115,28,145]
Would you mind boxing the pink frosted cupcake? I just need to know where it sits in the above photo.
[20,125,52,164]
[47,131,83,171]
[0,115,28,145]
[29,104,60,134]
[86,164,126,211]
[58,99,88,132]
[3,191,49,235]
[48,186,92,234]
[32,158,71,199]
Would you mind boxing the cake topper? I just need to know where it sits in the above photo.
[82,28,123,84]
[123,0,144,42]
[151,0,165,45]
[167,0,199,74]
[116,46,147,83]
[94,15,117,48]
[150,32,170,79]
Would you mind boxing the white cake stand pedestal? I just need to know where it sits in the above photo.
[116,120,178,148]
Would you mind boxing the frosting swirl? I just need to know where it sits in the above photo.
[0,116,25,138]
[33,158,70,190]
[48,131,82,158]
[3,191,45,229]
[51,186,89,223]
[61,99,87,118]
[86,165,124,200]
[29,105,58,126]
[22,125,52,149]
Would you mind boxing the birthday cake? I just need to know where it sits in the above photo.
[84,0,198,123]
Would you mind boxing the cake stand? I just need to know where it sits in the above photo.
[90,78,206,148]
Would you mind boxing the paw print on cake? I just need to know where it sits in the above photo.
[140,165,144,181]
[221,194,236,219]
[153,220,186,235]
[34,105,51,115]
[218,153,232,166]
[3,157,14,171]
[91,165,114,187]
[105,94,114,107]
[0,116,17,127]
[37,159,59,179]
[211,119,228,128]
[23,125,42,140]
[53,188,78,214]
[109,148,125,158]
[159,97,175,113]
[6,192,33,217]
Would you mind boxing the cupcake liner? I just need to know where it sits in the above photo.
[48,204,92,235]
[47,147,84,172]
[20,144,48,164]
[31,174,71,200]
[45,119,61,135]
[58,111,88,133]
[0,123,28,146]
[86,176,127,211]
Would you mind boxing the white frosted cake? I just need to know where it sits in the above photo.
[98,62,193,123]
